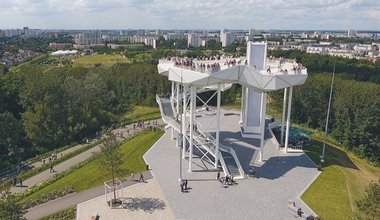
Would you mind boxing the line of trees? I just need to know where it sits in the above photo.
[272,73,380,165]
[0,63,170,171]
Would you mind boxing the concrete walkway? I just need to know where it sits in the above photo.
[25,170,153,220]
[144,110,320,220]
[12,119,163,194]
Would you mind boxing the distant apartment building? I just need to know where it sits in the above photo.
[246,28,260,41]
[144,37,157,49]
[220,29,235,47]
[4,29,22,37]
[164,32,186,41]
[22,27,43,38]
[306,46,328,55]
[354,44,375,52]
[188,33,201,48]
[156,29,163,37]
[200,35,219,47]
[49,43,73,49]
[74,30,102,45]
[347,29,357,38]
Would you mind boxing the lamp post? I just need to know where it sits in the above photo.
[321,64,335,163]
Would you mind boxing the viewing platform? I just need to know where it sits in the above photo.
[157,57,307,92]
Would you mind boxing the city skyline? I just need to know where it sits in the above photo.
[1,0,380,30]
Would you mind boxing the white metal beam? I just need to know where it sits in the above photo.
[215,84,221,168]
[284,86,293,153]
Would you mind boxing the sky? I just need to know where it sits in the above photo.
[0,0,379,30]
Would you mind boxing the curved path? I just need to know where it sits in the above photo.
[11,119,162,194]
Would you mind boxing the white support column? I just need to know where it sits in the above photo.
[215,84,221,168]
[239,86,245,124]
[176,83,180,115]
[188,86,195,172]
[171,81,174,101]
[284,87,293,153]
[243,87,249,127]
[182,85,187,159]
[259,92,267,162]
[281,87,288,145]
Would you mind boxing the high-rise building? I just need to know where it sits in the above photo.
[145,37,157,49]
[220,29,235,47]
[74,30,102,45]
[188,33,201,48]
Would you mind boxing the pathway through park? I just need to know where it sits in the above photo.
[11,119,163,194]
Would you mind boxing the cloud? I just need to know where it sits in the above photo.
[0,0,379,30]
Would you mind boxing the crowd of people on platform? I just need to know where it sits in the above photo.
[163,54,248,74]
[162,54,306,76]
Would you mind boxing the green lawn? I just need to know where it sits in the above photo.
[301,138,380,219]
[21,130,163,202]
[72,54,130,67]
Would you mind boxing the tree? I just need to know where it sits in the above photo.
[0,112,25,168]
[0,188,26,220]
[96,132,125,201]
[355,180,380,219]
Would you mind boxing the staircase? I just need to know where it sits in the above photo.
[156,94,245,179]
[220,151,241,177]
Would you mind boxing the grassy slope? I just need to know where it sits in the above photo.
[21,130,163,202]
[72,54,130,67]
[263,99,380,219]
[301,138,380,219]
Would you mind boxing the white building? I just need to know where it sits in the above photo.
[144,37,157,49]
[188,33,201,48]
[220,29,235,47]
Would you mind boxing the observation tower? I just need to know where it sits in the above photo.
[156,42,308,179]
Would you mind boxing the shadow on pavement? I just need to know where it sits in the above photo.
[122,197,166,213]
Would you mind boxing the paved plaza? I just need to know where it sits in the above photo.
[144,109,320,220]
[76,179,175,220]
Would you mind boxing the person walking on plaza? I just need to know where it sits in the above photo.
[139,172,144,183]
[19,178,23,187]
[217,171,220,180]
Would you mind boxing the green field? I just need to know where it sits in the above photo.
[21,130,163,202]
[301,138,380,219]
[72,54,130,67]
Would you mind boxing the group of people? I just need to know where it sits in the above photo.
[42,153,60,165]
[291,201,304,217]
[218,172,235,187]
[248,167,257,178]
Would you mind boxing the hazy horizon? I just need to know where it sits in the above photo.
[0,0,379,31]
